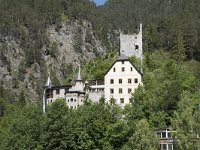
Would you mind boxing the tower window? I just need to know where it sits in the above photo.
[56,89,60,95]
[110,89,114,94]
[135,45,139,50]
[119,79,122,84]
[119,88,123,94]
[120,98,124,104]
[122,67,125,72]
[110,79,114,84]
[134,78,138,83]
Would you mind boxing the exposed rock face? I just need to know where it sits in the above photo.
[0,19,106,102]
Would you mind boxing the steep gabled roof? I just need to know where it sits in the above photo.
[104,55,142,76]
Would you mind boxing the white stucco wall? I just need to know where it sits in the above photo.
[104,60,142,107]
[65,93,84,109]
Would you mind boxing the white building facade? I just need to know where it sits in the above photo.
[104,55,142,107]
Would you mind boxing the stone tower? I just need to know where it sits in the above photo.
[120,24,143,59]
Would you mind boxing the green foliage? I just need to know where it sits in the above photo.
[18,90,26,107]
[125,119,159,150]
[106,120,129,149]
[82,51,117,80]
[171,91,200,149]
[1,105,43,150]
[0,0,200,149]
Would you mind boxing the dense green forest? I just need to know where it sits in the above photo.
[0,50,200,149]
[0,0,200,149]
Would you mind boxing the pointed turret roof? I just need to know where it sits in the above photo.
[45,73,52,88]
[75,64,82,81]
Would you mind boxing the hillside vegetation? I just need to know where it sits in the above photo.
[0,50,200,149]
[0,0,200,149]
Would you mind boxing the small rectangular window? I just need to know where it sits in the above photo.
[120,98,124,104]
[110,79,114,84]
[110,89,114,94]
[65,88,69,93]
[128,79,132,83]
[119,79,122,84]
[122,67,125,72]
[134,78,138,83]
[168,144,173,150]
[113,67,116,72]
[129,98,132,103]
[128,88,132,94]
[122,61,124,64]
[168,132,172,138]
[131,67,133,71]
[119,88,123,94]
[161,132,166,138]
[56,89,60,94]
[161,144,167,150]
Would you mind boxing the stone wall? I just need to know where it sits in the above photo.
[120,24,142,59]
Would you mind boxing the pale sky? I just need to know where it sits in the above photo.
[93,0,107,6]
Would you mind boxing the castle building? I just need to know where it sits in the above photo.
[104,54,142,107]
[43,65,85,113]
[43,24,143,111]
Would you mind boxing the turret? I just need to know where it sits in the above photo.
[45,72,52,88]
[43,73,53,113]
[70,64,84,92]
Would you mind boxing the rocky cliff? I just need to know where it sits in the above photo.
[0,19,106,102]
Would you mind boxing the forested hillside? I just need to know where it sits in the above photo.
[0,0,200,149]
